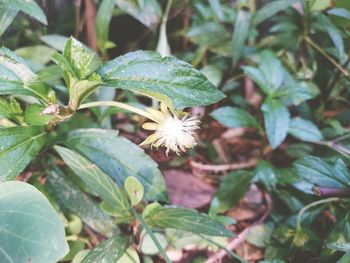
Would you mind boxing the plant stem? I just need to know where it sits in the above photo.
[132,209,171,263]
[313,186,350,197]
[305,36,350,80]
[199,234,247,263]
[296,197,339,231]
[78,101,156,122]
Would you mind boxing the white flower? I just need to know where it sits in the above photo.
[140,103,200,155]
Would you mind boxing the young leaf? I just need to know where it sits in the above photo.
[0,126,47,181]
[261,99,290,149]
[0,0,47,25]
[288,117,323,142]
[124,176,144,206]
[144,206,234,237]
[0,181,68,263]
[62,129,168,202]
[98,50,225,109]
[211,106,258,128]
[47,169,119,237]
[54,146,131,219]
[253,0,299,25]
[232,10,251,67]
[81,236,129,263]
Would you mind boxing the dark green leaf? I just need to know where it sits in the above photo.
[0,181,68,263]
[253,0,299,25]
[232,10,251,67]
[0,126,47,181]
[261,99,290,149]
[253,161,277,191]
[115,0,161,29]
[62,129,167,201]
[98,50,224,109]
[0,0,47,24]
[211,106,258,128]
[47,169,119,237]
[81,236,129,263]
[288,117,323,142]
[144,206,234,237]
[213,171,253,213]
[54,146,131,218]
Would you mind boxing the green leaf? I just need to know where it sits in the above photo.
[326,242,350,252]
[15,45,55,70]
[261,99,290,149]
[253,0,299,25]
[24,104,54,125]
[328,8,350,20]
[96,0,116,54]
[253,161,277,192]
[259,50,284,92]
[213,171,253,213]
[62,129,167,201]
[144,206,234,237]
[117,247,140,263]
[124,176,144,206]
[115,0,162,29]
[308,0,332,11]
[243,66,269,93]
[0,97,23,123]
[0,0,47,24]
[288,117,323,142]
[211,106,258,128]
[47,169,119,237]
[98,50,224,109]
[0,181,68,263]
[0,3,18,37]
[41,34,70,52]
[0,126,47,181]
[54,146,131,219]
[81,236,129,263]
[294,157,350,191]
[0,48,55,103]
[232,10,251,67]
[141,233,168,255]
[208,0,224,20]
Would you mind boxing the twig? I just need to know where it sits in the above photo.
[205,192,272,263]
[190,158,258,172]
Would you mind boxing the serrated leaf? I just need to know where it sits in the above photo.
[144,206,234,237]
[62,129,167,201]
[232,10,251,67]
[261,99,290,149]
[0,126,47,181]
[0,0,47,24]
[54,146,131,219]
[253,0,299,25]
[211,106,258,128]
[0,181,68,263]
[47,169,119,237]
[0,48,55,103]
[124,176,144,206]
[288,117,323,142]
[115,0,161,29]
[98,50,224,109]
[81,236,129,263]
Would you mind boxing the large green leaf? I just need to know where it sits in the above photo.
[62,129,167,202]
[211,106,258,128]
[0,181,68,263]
[81,236,129,263]
[115,0,161,29]
[54,146,131,219]
[232,10,251,67]
[0,0,47,24]
[98,50,225,109]
[0,126,47,181]
[47,169,119,237]
[0,48,55,103]
[144,206,234,237]
[253,0,299,25]
[261,99,290,149]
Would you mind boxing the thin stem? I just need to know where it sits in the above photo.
[296,197,339,231]
[78,101,156,122]
[199,234,247,263]
[163,0,173,23]
[305,36,350,80]
[132,209,171,263]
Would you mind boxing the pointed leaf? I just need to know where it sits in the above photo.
[211,106,258,128]
[0,0,47,24]
[288,117,323,142]
[232,10,251,67]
